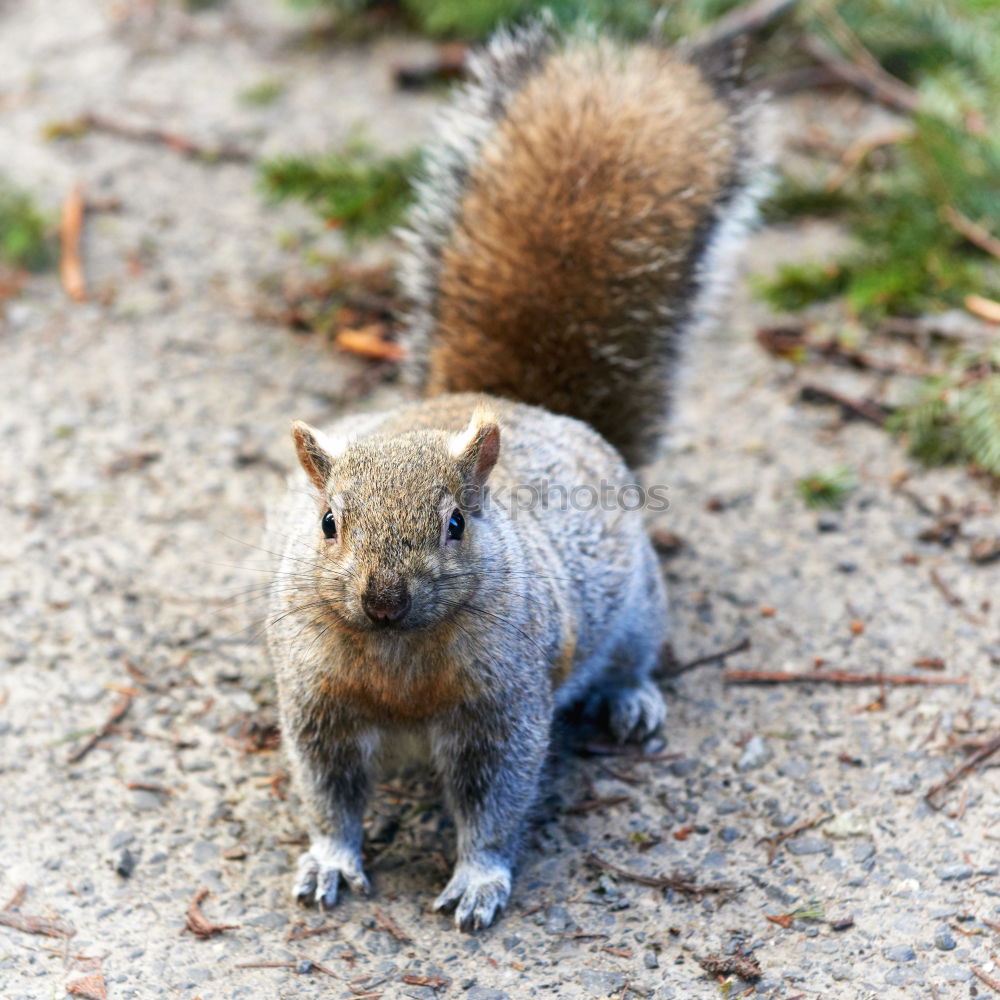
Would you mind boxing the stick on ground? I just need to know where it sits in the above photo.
[724,669,966,687]
[586,853,736,899]
[67,692,132,764]
[925,733,1000,809]
[59,183,87,303]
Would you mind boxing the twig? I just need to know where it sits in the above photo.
[802,35,920,114]
[586,853,736,898]
[930,567,963,607]
[946,207,1000,262]
[334,325,405,363]
[925,733,1000,810]
[663,637,751,678]
[759,811,830,863]
[798,383,890,426]
[724,669,965,686]
[825,126,914,192]
[76,113,252,162]
[372,906,411,943]
[0,909,75,939]
[3,884,27,910]
[286,923,335,942]
[966,294,1000,325]
[237,961,294,969]
[973,966,1000,995]
[689,0,799,53]
[67,693,132,763]
[401,974,451,989]
[59,183,87,303]
[184,888,238,939]
[565,795,631,815]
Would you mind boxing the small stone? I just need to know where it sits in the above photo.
[937,862,974,881]
[581,971,626,997]
[816,515,840,532]
[934,929,956,951]
[720,827,740,843]
[883,944,916,962]
[296,960,314,974]
[669,758,698,778]
[830,965,854,981]
[852,842,876,863]
[778,758,810,780]
[737,736,770,772]
[544,905,570,934]
[466,990,508,1000]
[716,798,742,816]
[113,847,136,878]
[785,837,830,856]
[246,911,288,928]
[644,950,659,970]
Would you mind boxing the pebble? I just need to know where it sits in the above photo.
[883,944,916,962]
[644,950,659,970]
[785,837,830,856]
[581,971,627,996]
[466,989,508,1000]
[669,758,698,778]
[937,862,974,881]
[720,827,740,843]
[852,842,876,863]
[737,736,770,771]
[113,847,136,878]
[778,758,810,780]
[934,929,956,951]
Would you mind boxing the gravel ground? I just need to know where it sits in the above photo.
[2,3,1000,999]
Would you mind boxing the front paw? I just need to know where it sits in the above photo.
[294,839,370,910]
[433,860,511,931]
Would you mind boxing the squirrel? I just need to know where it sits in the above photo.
[267,17,760,931]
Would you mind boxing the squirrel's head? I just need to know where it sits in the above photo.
[291,409,501,635]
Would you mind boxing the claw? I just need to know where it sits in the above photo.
[292,840,369,910]
[434,860,510,932]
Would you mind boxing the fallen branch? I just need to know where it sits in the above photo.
[802,34,920,114]
[67,693,132,763]
[925,733,1000,810]
[76,113,252,162]
[372,906,411,944]
[662,637,751,678]
[798,383,891,426]
[59,183,87,303]
[0,909,75,939]
[586,853,736,899]
[689,0,799,53]
[946,207,1000,262]
[973,966,1000,995]
[184,888,238,939]
[334,325,404,362]
[724,669,966,686]
[966,294,1000,325]
[565,795,631,815]
[759,811,830,863]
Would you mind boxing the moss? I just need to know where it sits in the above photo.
[0,175,52,271]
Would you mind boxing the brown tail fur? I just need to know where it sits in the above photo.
[399,22,760,468]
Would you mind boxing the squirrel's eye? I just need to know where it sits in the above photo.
[322,509,337,540]
[447,509,465,542]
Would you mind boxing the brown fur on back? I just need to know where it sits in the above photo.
[424,41,739,467]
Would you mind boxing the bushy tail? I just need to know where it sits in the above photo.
[398,18,762,468]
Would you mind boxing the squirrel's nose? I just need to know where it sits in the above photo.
[362,582,411,624]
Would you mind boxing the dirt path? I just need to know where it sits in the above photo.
[2,3,999,999]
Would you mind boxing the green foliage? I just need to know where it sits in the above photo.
[796,466,857,509]
[239,77,285,107]
[285,0,745,40]
[260,141,422,242]
[755,262,849,312]
[0,175,52,271]
[888,371,1000,476]
[756,0,1000,318]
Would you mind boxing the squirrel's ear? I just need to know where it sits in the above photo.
[292,420,335,492]
[449,411,501,494]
